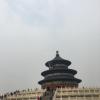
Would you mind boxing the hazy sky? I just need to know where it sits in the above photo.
[0,0,100,93]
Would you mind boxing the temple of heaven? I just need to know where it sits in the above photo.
[38,51,82,89]
[2,52,100,100]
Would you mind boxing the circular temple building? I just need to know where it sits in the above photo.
[3,52,100,100]
[38,51,82,89]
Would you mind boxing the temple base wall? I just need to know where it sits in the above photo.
[42,82,78,89]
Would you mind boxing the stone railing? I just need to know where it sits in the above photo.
[53,87,100,100]
[1,88,45,100]
[1,88,100,100]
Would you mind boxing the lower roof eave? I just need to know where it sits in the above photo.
[38,78,82,85]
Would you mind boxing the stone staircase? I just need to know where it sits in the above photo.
[40,89,55,100]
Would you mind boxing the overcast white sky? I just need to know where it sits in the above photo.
[0,0,100,93]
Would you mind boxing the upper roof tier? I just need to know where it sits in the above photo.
[45,51,71,67]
